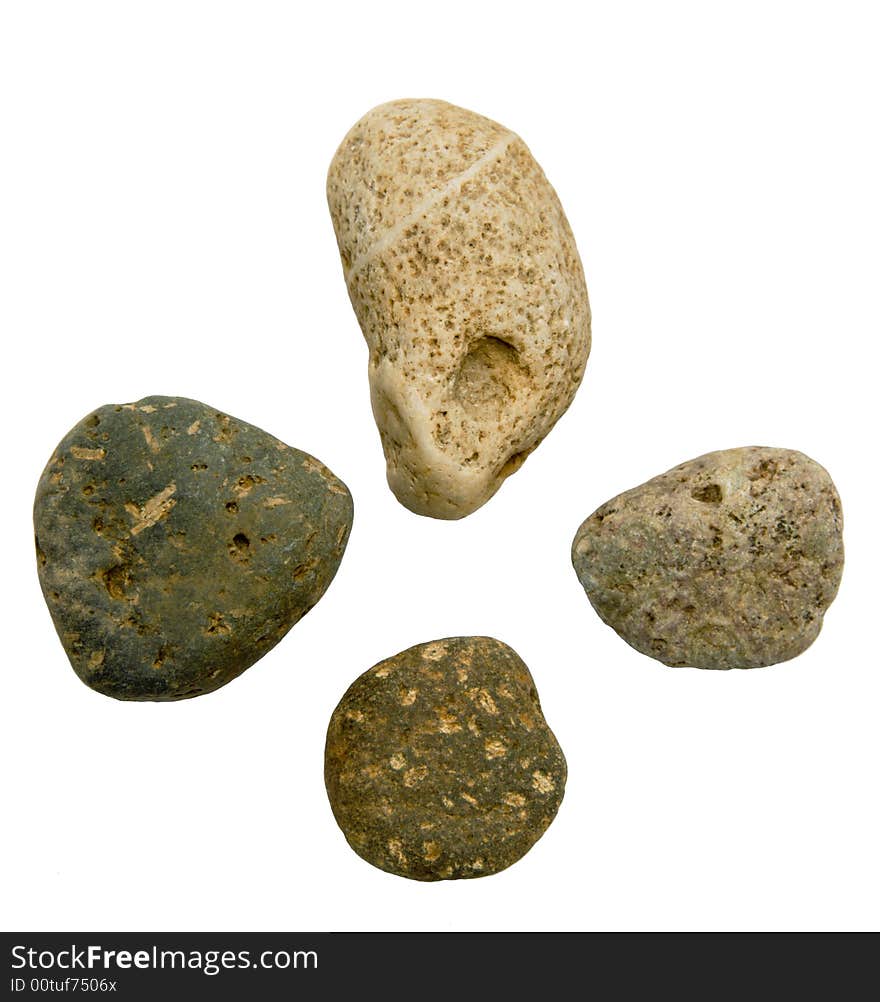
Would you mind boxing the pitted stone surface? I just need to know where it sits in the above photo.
[328,99,591,518]
[325,637,566,880]
[34,396,353,699]
[572,447,844,669]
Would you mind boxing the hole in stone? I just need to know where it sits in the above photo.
[293,559,318,581]
[453,336,528,413]
[691,483,723,504]
[498,448,531,480]
[225,501,239,513]
[102,564,130,600]
[228,533,251,565]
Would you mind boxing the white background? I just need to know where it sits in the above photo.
[1,1,877,932]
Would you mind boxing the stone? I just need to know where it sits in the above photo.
[34,396,353,699]
[571,447,844,669]
[327,98,591,519]
[324,636,566,880]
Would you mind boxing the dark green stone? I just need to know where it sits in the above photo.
[34,396,353,700]
[325,637,566,880]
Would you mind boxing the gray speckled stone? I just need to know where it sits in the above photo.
[34,396,353,700]
[325,637,566,881]
[572,447,844,669]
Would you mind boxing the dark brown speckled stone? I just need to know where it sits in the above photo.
[325,637,566,880]
[34,396,353,700]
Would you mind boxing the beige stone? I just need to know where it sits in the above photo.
[327,99,591,518]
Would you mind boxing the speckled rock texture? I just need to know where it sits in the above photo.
[34,396,353,700]
[327,98,591,519]
[572,447,844,670]
[325,637,566,880]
